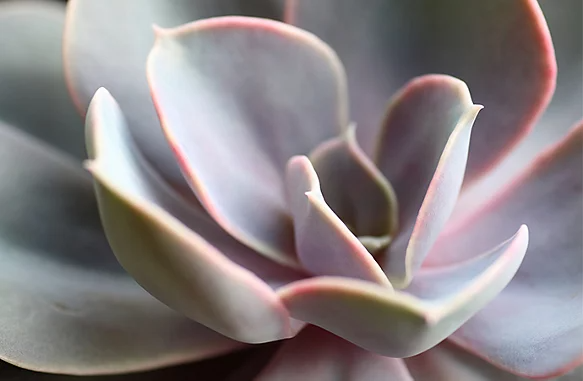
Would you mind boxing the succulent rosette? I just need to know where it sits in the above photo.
[0,0,581,380]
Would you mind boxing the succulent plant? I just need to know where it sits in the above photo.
[0,0,581,380]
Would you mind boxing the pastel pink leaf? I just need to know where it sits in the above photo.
[285,156,391,287]
[374,75,475,231]
[86,88,298,344]
[382,103,483,288]
[256,325,413,381]
[278,225,528,358]
[147,16,349,267]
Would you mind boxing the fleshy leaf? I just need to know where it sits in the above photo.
[405,225,528,303]
[0,122,241,375]
[285,156,391,287]
[0,1,84,159]
[408,345,583,380]
[256,325,413,381]
[374,75,475,231]
[0,348,267,380]
[536,0,582,143]
[382,103,483,288]
[426,123,583,378]
[64,0,282,190]
[147,16,349,266]
[86,88,298,344]
[406,341,534,381]
[278,225,528,358]
[286,0,556,182]
[456,0,582,203]
[309,125,398,251]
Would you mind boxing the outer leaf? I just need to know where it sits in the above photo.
[382,103,483,288]
[0,122,240,375]
[0,348,264,380]
[286,0,556,184]
[86,88,299,344]
[285,156,391,287]
[0,1,83,159]
[147,17,348,266]
[407,344,583,381]
[536,0,582,141]
[406,341,532,381]
[64,0,282,189]
[278,225,527,358]
[256,325,413,381]
[457,0,582,205]
[426,123,583,378]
